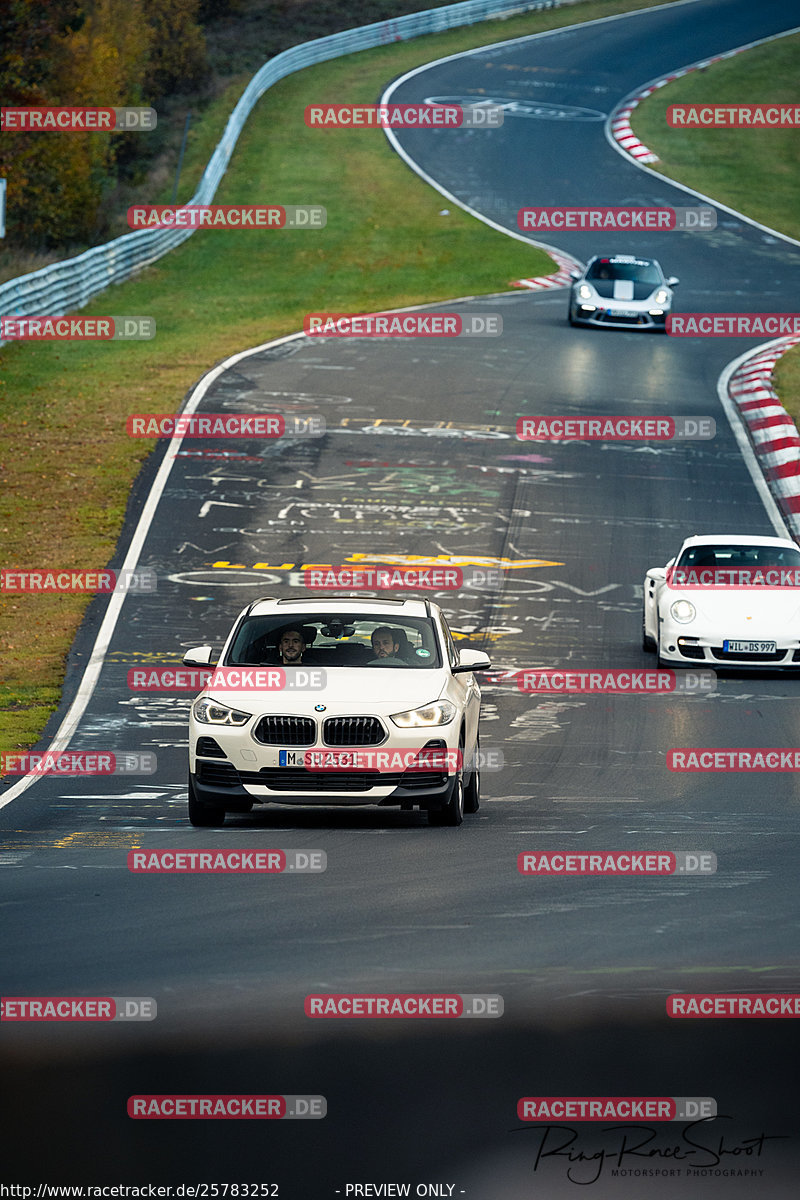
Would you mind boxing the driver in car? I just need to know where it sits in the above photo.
[277,627,306,665]
[370,626,405,664]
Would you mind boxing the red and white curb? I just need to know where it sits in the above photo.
[728,337,800,537]
[512,249,578,291]
[609,48,752,165]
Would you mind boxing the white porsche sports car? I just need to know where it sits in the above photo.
[643,534,800,668]
[569,254,678,330]
[183,595,490,827]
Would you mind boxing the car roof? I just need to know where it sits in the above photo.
[680,534,798,550]
[244,595,434,618]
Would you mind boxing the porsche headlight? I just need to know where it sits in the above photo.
[192,697,251,726]
[653,288,669,305]
[578,284,594,300]
[670,599,696,624]
[391,701,456,728]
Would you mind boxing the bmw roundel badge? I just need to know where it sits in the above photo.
[314,704,326,712]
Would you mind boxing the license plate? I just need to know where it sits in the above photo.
[723,640,776,653]
[613,309,639,318]
[279,749,355,768]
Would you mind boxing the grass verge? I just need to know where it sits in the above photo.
[631,30,800,424]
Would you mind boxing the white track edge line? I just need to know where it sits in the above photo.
[0,0,781,808]
[716,341,794,541]
[604,25,800,250]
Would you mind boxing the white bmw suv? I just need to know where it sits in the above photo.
[183,596,490,827]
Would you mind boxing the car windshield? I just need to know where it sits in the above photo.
[587,259,661,285]
[675,544,800,569]
[226,612,442,668]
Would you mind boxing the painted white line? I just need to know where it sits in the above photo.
[716,341,797,542]
[0,282,555,813]
[1,1,793,809]
[377,2,800,542]
[723,334,800,539]
[0,329,303,810]
[378,0,701,280]
[604,24,800,251]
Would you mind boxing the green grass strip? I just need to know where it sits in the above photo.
[631,31,800,425]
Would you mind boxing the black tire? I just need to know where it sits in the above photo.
[188,774,226,828]
[225,800,254,814]
[428,750,464,827]
[642,609,656,652]
[464,736,480,814]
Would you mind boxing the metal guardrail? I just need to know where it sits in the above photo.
[0,0,567,324]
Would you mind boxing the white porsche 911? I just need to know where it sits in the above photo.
[568,254,678,330]
[643,534,800,668]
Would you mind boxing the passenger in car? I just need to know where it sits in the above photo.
[277,627,307,664]
[392,629,418,664]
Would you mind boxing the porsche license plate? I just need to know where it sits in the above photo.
[613,309,639,318]
[723,640,776,653]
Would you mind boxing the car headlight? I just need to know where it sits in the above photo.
[653,288,669,305]
[578,284,594,300]
[670,599,696,624]
[391,700,457,728]
[192,697,252,726]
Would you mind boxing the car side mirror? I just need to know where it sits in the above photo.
[453,648,492,674]
[569,270,581,280]
[666,277,679,287]
[183,645,216,666]
[646,568,667,582]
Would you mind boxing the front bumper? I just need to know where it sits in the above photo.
[570,298,668,330]
[658,626,800,668]
[191,759,454,809]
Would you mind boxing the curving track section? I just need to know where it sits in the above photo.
[3,0,800,1192]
